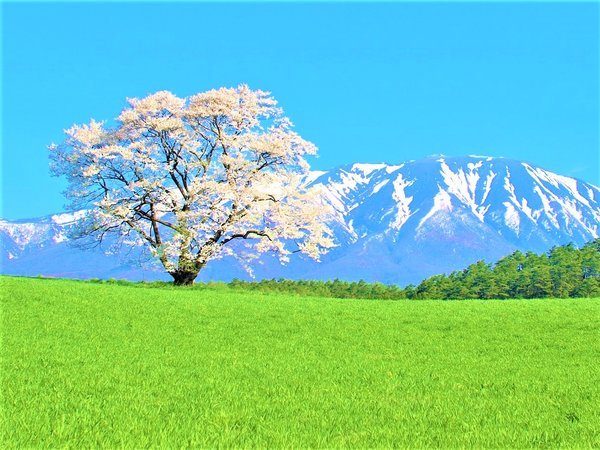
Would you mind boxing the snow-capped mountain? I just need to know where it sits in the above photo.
[2,156,599,285]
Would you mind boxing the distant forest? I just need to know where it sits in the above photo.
[229,239,600,300]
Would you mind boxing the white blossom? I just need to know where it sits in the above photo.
[50,85,334,284]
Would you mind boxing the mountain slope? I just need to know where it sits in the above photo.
[2,156,599,285]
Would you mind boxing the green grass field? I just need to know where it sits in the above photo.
[1,276,599,448]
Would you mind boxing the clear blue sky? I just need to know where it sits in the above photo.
[2,1,598,220]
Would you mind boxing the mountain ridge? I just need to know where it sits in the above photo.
[2,155,599,285]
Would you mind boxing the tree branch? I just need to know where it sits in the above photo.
[220,230,272,245]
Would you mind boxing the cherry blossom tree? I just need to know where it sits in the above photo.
[50,85,334,285]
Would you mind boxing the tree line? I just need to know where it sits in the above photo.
[229,239,600,300]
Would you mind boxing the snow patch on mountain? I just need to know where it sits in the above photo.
[385,164,404,174]
[0,221,51,249]
[303,170,327,185]
[372,179,390,194]
[482,171,496,204]
[390,174,414,230]
[418,187,453,229]
[439,160,486,221]
[533,186,559,229]
[352,163,387,175]
[503,202,520,235]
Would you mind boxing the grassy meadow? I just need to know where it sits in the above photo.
[1,276,599,448]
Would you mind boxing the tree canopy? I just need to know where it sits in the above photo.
[50,85,334,285]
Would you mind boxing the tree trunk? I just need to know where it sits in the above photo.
[170,270,200,286]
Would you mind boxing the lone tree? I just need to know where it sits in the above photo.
[50,85,334,285]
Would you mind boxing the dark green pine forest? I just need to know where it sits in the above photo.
[225,239,600,300]
[409,239,600,299]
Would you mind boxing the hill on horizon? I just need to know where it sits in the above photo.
[2,155,599,285]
